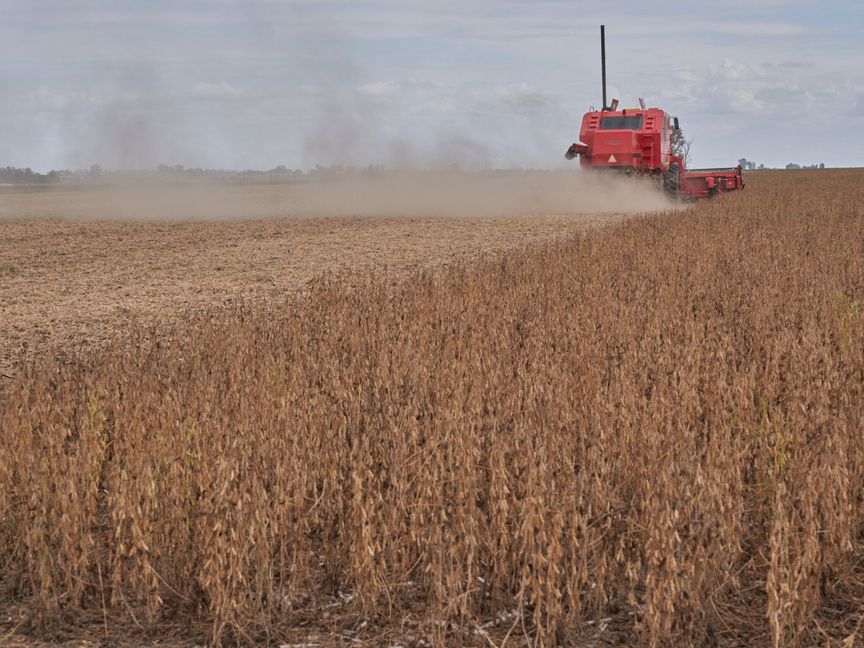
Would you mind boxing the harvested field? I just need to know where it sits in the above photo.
[2,169,864,647]
[0,180,644,378]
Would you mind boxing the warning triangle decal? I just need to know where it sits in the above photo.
[609,154,617,163]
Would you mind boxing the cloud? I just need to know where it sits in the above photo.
[709,59,767,83]
[1,0,861,170]
[35,87,99,111]
[776,60,816,69]
[662,56,848,119]
[698,21,806,36]
[191,82,246,100]
[356,81,398,97]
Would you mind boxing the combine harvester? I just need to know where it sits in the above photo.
[566,26,744,200]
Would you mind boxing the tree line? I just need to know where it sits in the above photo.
[738,158,826,171]
[0,167,62,184]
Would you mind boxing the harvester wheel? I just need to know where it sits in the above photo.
[663,163,680,199]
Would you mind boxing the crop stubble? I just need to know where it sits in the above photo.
[1,169,864,647]
[0,198,628,378]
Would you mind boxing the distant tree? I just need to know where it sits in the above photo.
[89,164,101,177]
[757,163,766,170]
[786,163,801,170]
[819,162,825,169]
[671,128,692,166]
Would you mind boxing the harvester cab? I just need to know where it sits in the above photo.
[566,26,744,200]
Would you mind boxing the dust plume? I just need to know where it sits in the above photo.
[277,170,675,218]
[0,170,675,222]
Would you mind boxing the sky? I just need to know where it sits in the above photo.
[1,0,862,171]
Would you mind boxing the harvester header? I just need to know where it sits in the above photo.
[566,25,744,200]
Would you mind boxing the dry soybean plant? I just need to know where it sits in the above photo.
[2,169,864,646]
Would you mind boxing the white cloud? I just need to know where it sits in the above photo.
[35,87,99,110]
[699,21,806,36]
[661,56,849,121]
[709,59,767,83]
[191,82,246,100]
[776,60,816,69]
[1,0,861,170]
[356,81,398,97]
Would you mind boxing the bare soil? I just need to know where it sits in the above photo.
[0,184,633,377]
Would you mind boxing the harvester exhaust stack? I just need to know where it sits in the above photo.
[600,25,607,111]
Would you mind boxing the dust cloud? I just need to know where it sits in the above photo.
[0,171,675,222]
[276,170,675,217]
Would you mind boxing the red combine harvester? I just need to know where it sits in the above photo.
[566,26,744,200]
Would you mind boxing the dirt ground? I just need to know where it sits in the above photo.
[0,183,636,378]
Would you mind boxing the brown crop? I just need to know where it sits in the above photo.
[2,169,864,647]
